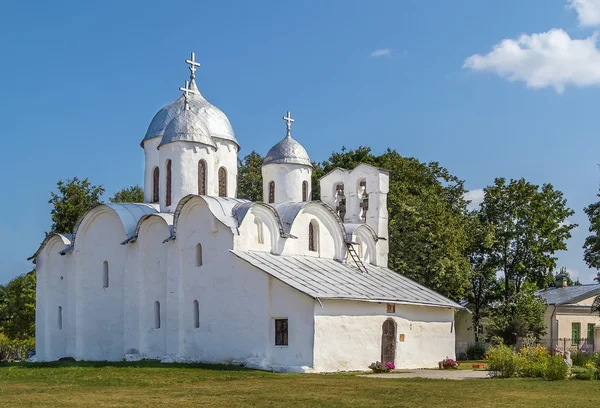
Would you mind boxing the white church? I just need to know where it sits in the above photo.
[31,53,463,372]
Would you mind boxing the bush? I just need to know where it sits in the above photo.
[486,344,517,378]
[466,342,486,360]
[515,345,550,378]
[571,366,596,381]
[572,351,593,367]
[0,333,35,362]
[546,354,569,381]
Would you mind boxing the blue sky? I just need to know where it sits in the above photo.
[1,0,600,284]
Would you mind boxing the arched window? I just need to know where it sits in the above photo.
[154,301,161,329]
[268,181,275,203]
[308,221,319,252]
[198,160,207,195]
[58,306,63,330]
[218,167,227,197]
[255,218,264,244]
[302,181,308,202]
[152,167,160,203]
[195,243,203,267]
[193,300,200,329]
[166,160,172,206]
[102,261,109,288]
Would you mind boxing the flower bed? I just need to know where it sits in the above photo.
[369,361,395,373]
[441,358,459,369]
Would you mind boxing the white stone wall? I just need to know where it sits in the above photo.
[262,164,312,203]
[213,139,238,198]
[312,300,455,372]
[143,138,161,203]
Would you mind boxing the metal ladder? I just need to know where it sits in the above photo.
[346,242,369,274]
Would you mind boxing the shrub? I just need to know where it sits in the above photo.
[571,366,596,381]
[0,333,35,362]
[368,361,394,373]
[466,342,486,360]
[441,358,459,369]
[486,344,517,378]
[545,354,569,381]
[515,345,550,378]
[572,351,593,367]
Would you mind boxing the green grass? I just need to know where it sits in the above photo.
[1,361,599,407]
[458,360,486,370]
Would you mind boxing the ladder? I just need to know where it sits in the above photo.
[346,242,369,274]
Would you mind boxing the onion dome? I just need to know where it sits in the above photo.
[263,111,312,167]
[158,105,216,149]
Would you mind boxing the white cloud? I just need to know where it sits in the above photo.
[370,49,391,58]
[464,29,600,93]
[464,189,485,210]
[568,0,600,27]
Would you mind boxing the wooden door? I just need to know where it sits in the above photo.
[381,319,396,364]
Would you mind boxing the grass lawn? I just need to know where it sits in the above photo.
[457,360,486,370]
[1,361,600,408]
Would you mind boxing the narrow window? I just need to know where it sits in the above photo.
[218,167,227,197]
[152,167,160,203]
[588,323,595,342]
[302,181,308,202]
[268,181,275,203]
[198,160,207,195]
[166,159,172,206]
[102,261,109,288]
[275,318,288,346]
[308,221,318,252]
[195,243,203,267]
[193,300,200,329]
[572,322,581,345]
[58,306,63,330]
[154,301,161,329]
[255,218,264,244]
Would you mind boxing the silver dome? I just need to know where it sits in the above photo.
[159,108,216,149]
[263,135,312,167]
[142,80,238,147]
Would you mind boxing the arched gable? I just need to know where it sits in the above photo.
[270,201,346,240]
[28,233,72,261]
[345,223,379,264]
[60,203,158,254]
[344,223,380,243]
[172,194,249,239]
[125,213,174,244]
[233,202,285,237]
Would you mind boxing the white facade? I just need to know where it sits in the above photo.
[32,53,462,372]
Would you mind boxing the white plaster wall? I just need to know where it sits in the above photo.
[313,300,455,372]
[262,164,312,203]
[136,219,169,358]
[158,142,216,213]
[143,138,160,203]
[74,210,127,360]
[282,209,338,259]
[213,139,238,198]
[233,208,275,253]
[454,308,476,344]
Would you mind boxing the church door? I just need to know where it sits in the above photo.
[381,319,396,364]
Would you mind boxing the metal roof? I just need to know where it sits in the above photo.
[159,108,216,149]
[536,284,600,306]
[263,135,312,167]
[28,233,72,261]
[231,250,464,309]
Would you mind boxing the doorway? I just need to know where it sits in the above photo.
[381,318,396,364]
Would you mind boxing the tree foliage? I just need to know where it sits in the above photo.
[478,178,576,300]
[109,185,144,203]
[237,151,264,202]
[48,177,105,234]
[0,271,36,340]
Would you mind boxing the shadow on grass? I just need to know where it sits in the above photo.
[0,360,257,371]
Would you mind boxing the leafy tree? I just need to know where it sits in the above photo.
[48,177,105,234]
[109,185,144,203]
[0,271,36,340]
[479,178,576,300]
[485,283,547,346]
[237,151,264,202]
[552,267,581,287]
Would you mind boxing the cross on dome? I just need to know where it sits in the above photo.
[179,80,196,110]
[283,110,294,138]
[185,52,201,79]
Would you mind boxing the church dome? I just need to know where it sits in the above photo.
[142,81,237,148]
[263,135,312,167]
[158,107,216,149]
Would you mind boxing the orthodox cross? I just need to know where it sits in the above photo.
[283,110,294,137]
[179,80,196,110]
[185,52,201,79]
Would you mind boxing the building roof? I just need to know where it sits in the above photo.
[231,250,464,309]
[263,135,312,167]
[536,284,600,306]
[159,107,216,148]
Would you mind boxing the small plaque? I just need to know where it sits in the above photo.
[386,303,396,313]
[399,334,405,342]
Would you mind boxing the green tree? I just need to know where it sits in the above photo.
[48,177,105,234]
[479,178,576,300]
[485,283,547,346]
[237,151,264,202]
[0,271,36,340]
[109,185,144,203]
[552,267,581,287]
